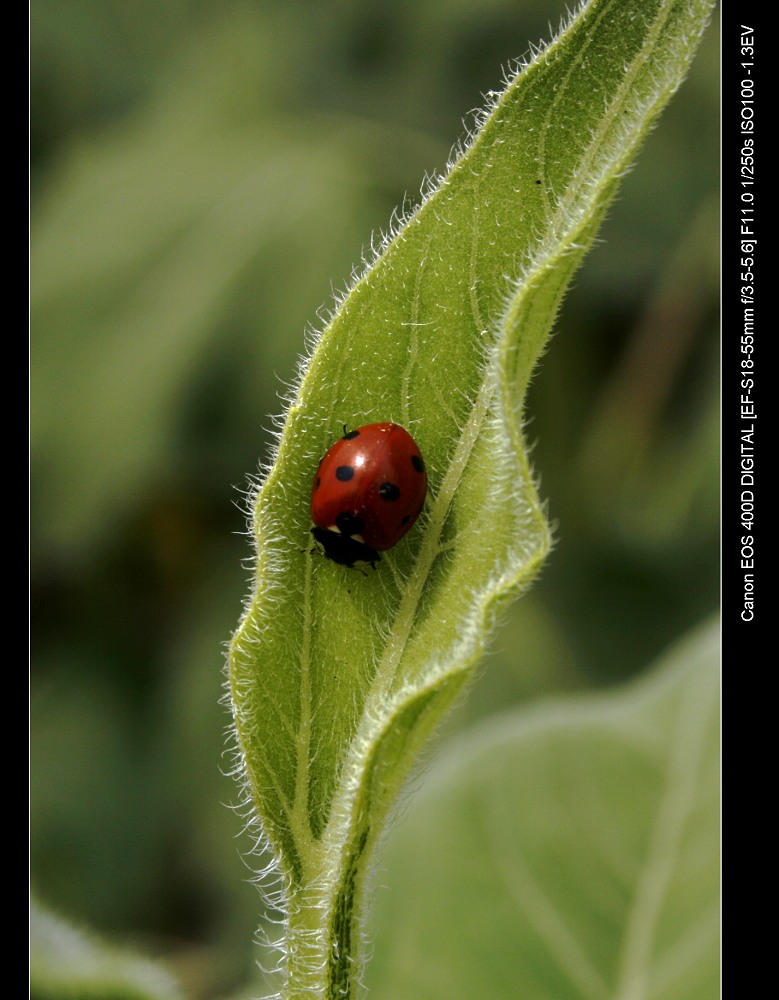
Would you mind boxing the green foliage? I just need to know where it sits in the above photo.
[30,898,182,1000]
[227,1,715,995]
[30,1,718,997]
[366,620,720,1000]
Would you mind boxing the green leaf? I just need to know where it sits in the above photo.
[366,620,720,1000]
[30,898,182,1000]
[227,1,715,995]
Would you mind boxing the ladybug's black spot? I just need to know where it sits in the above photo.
[336,511,365,536]
[336,465,355,481]
[411,454,425,473]
[343,429,360,440]
[400,514,411,526]
[379,482,400,501]
[314,476,321,490]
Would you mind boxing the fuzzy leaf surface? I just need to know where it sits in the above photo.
[228,0,715,993]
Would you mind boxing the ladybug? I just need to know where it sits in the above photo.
[310,422,427,569]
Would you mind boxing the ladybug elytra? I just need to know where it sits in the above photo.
[310,422,427,569]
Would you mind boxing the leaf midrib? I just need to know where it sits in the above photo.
[298,208,497,861]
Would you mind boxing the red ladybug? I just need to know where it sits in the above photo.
[310,422,427,569]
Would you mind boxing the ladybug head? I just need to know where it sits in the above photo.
[310,526,381,571]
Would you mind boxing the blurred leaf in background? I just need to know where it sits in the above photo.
[30,1,718,997]
[366,620,720,1000]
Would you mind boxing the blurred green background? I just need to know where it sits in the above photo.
[30,1,718,997]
